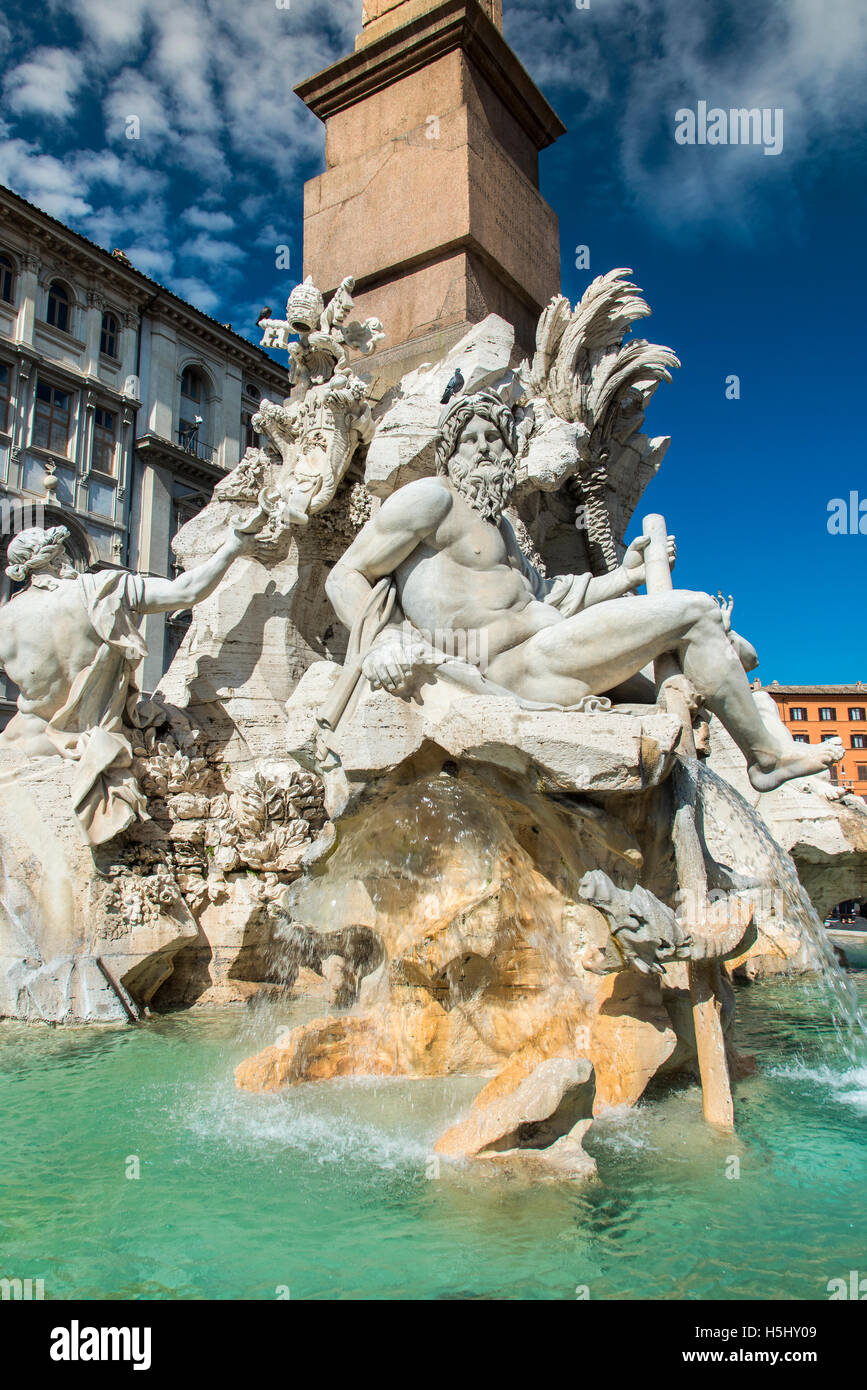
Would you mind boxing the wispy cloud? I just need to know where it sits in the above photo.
[508,0,867,228]
[4,46,85,120]
[0,0,360,321]
[179,233,245,266]
[183,206,235,232]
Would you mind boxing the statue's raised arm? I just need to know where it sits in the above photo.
[0,515,266,845]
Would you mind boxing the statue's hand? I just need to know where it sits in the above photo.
[622,533,676,589]
[716,592,734,633]
[362,639,433,695]
[227,495,276,557]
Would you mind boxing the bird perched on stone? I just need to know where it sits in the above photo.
[257,307,272,324]
[440,368,464,405]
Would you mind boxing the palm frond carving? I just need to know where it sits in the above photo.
[525,269,680,573]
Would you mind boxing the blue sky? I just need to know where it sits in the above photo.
[2,0,866,681]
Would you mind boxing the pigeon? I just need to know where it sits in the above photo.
[440,368,464,405]
[257,306,273,324]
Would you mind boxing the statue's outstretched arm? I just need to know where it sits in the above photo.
[137,524,261,616]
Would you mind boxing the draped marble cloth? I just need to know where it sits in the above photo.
[317,567,609,745]
[43,571,150,847]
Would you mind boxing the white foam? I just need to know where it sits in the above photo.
[772,1060,867,1113]
[170,1074,470,1171]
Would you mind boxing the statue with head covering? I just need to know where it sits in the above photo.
[5,525,76,584]
[0,514,268,846]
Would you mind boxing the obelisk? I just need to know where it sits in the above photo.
[295,0,566,390]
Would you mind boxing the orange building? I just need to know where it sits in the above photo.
[757,681,867,800]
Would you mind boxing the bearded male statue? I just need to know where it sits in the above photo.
[325,391,842,793]
[0,518,264,845]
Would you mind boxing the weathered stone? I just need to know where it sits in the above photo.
[0,751,198,1022]
[436,1054,595,1158]
[708,710,867,952]
[364,315,517,496]
[287,659,682,816]
[589,970,678,1108]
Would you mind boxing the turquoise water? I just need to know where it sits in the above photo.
[1,977,865,1301]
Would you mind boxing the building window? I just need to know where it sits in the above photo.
[821,733,839,742]
[789,707,807,721]
[92,406,117,475]
[100,312,119,359]
[859,766,867,782]
[792,734,811,744]
[33,379,72,455]
[819,707,836,721]
[179,366,208,457]
[0,362,11,433]
[180,366,204,405]
[241,408,260,452]
[46,280,71,333]
[0,254,15,305]
[849,707,865,721]
[852,734,867,749]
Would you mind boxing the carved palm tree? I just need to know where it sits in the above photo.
[524,268,680,574]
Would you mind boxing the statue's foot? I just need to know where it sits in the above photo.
[747,737,844,793]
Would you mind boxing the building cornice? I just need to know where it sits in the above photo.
[0,339,136,406]
[763,684,867,696]
[0,186,287,388]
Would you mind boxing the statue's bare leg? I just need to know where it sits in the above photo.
[485,591,842,791]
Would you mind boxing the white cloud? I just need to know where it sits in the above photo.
[183,206,234,232]
[62,0,151,50]
[4,47,85,120]
[179,233,245,265]
[0,138,92,220]
[123,243,175,279]
[169,274,220,314]
[508,0,867,229]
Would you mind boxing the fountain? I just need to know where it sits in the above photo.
[2,260,864,1187]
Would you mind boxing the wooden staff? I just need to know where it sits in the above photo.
[642,513,735,1131]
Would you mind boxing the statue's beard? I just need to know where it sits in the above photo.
[449,456,516,522]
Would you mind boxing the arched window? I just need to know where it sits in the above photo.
[0,361,11,433]
[242,408,259,452]
[0,255,15,305]
[46,280,70,333]
[100,311,119,358]
[179,366,208,457]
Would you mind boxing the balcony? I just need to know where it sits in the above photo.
[135,430,225,487]
[176,428,216,463]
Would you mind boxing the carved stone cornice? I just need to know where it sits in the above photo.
[295,0,566,150]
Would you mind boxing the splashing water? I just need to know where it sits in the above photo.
[696,762,867,1062]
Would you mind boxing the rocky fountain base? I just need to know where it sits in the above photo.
[233,683,763,1178]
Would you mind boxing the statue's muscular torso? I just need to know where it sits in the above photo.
[392,479,562,660]
[0,578,102,720]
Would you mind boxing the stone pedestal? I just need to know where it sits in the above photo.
[295,0,565,394]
